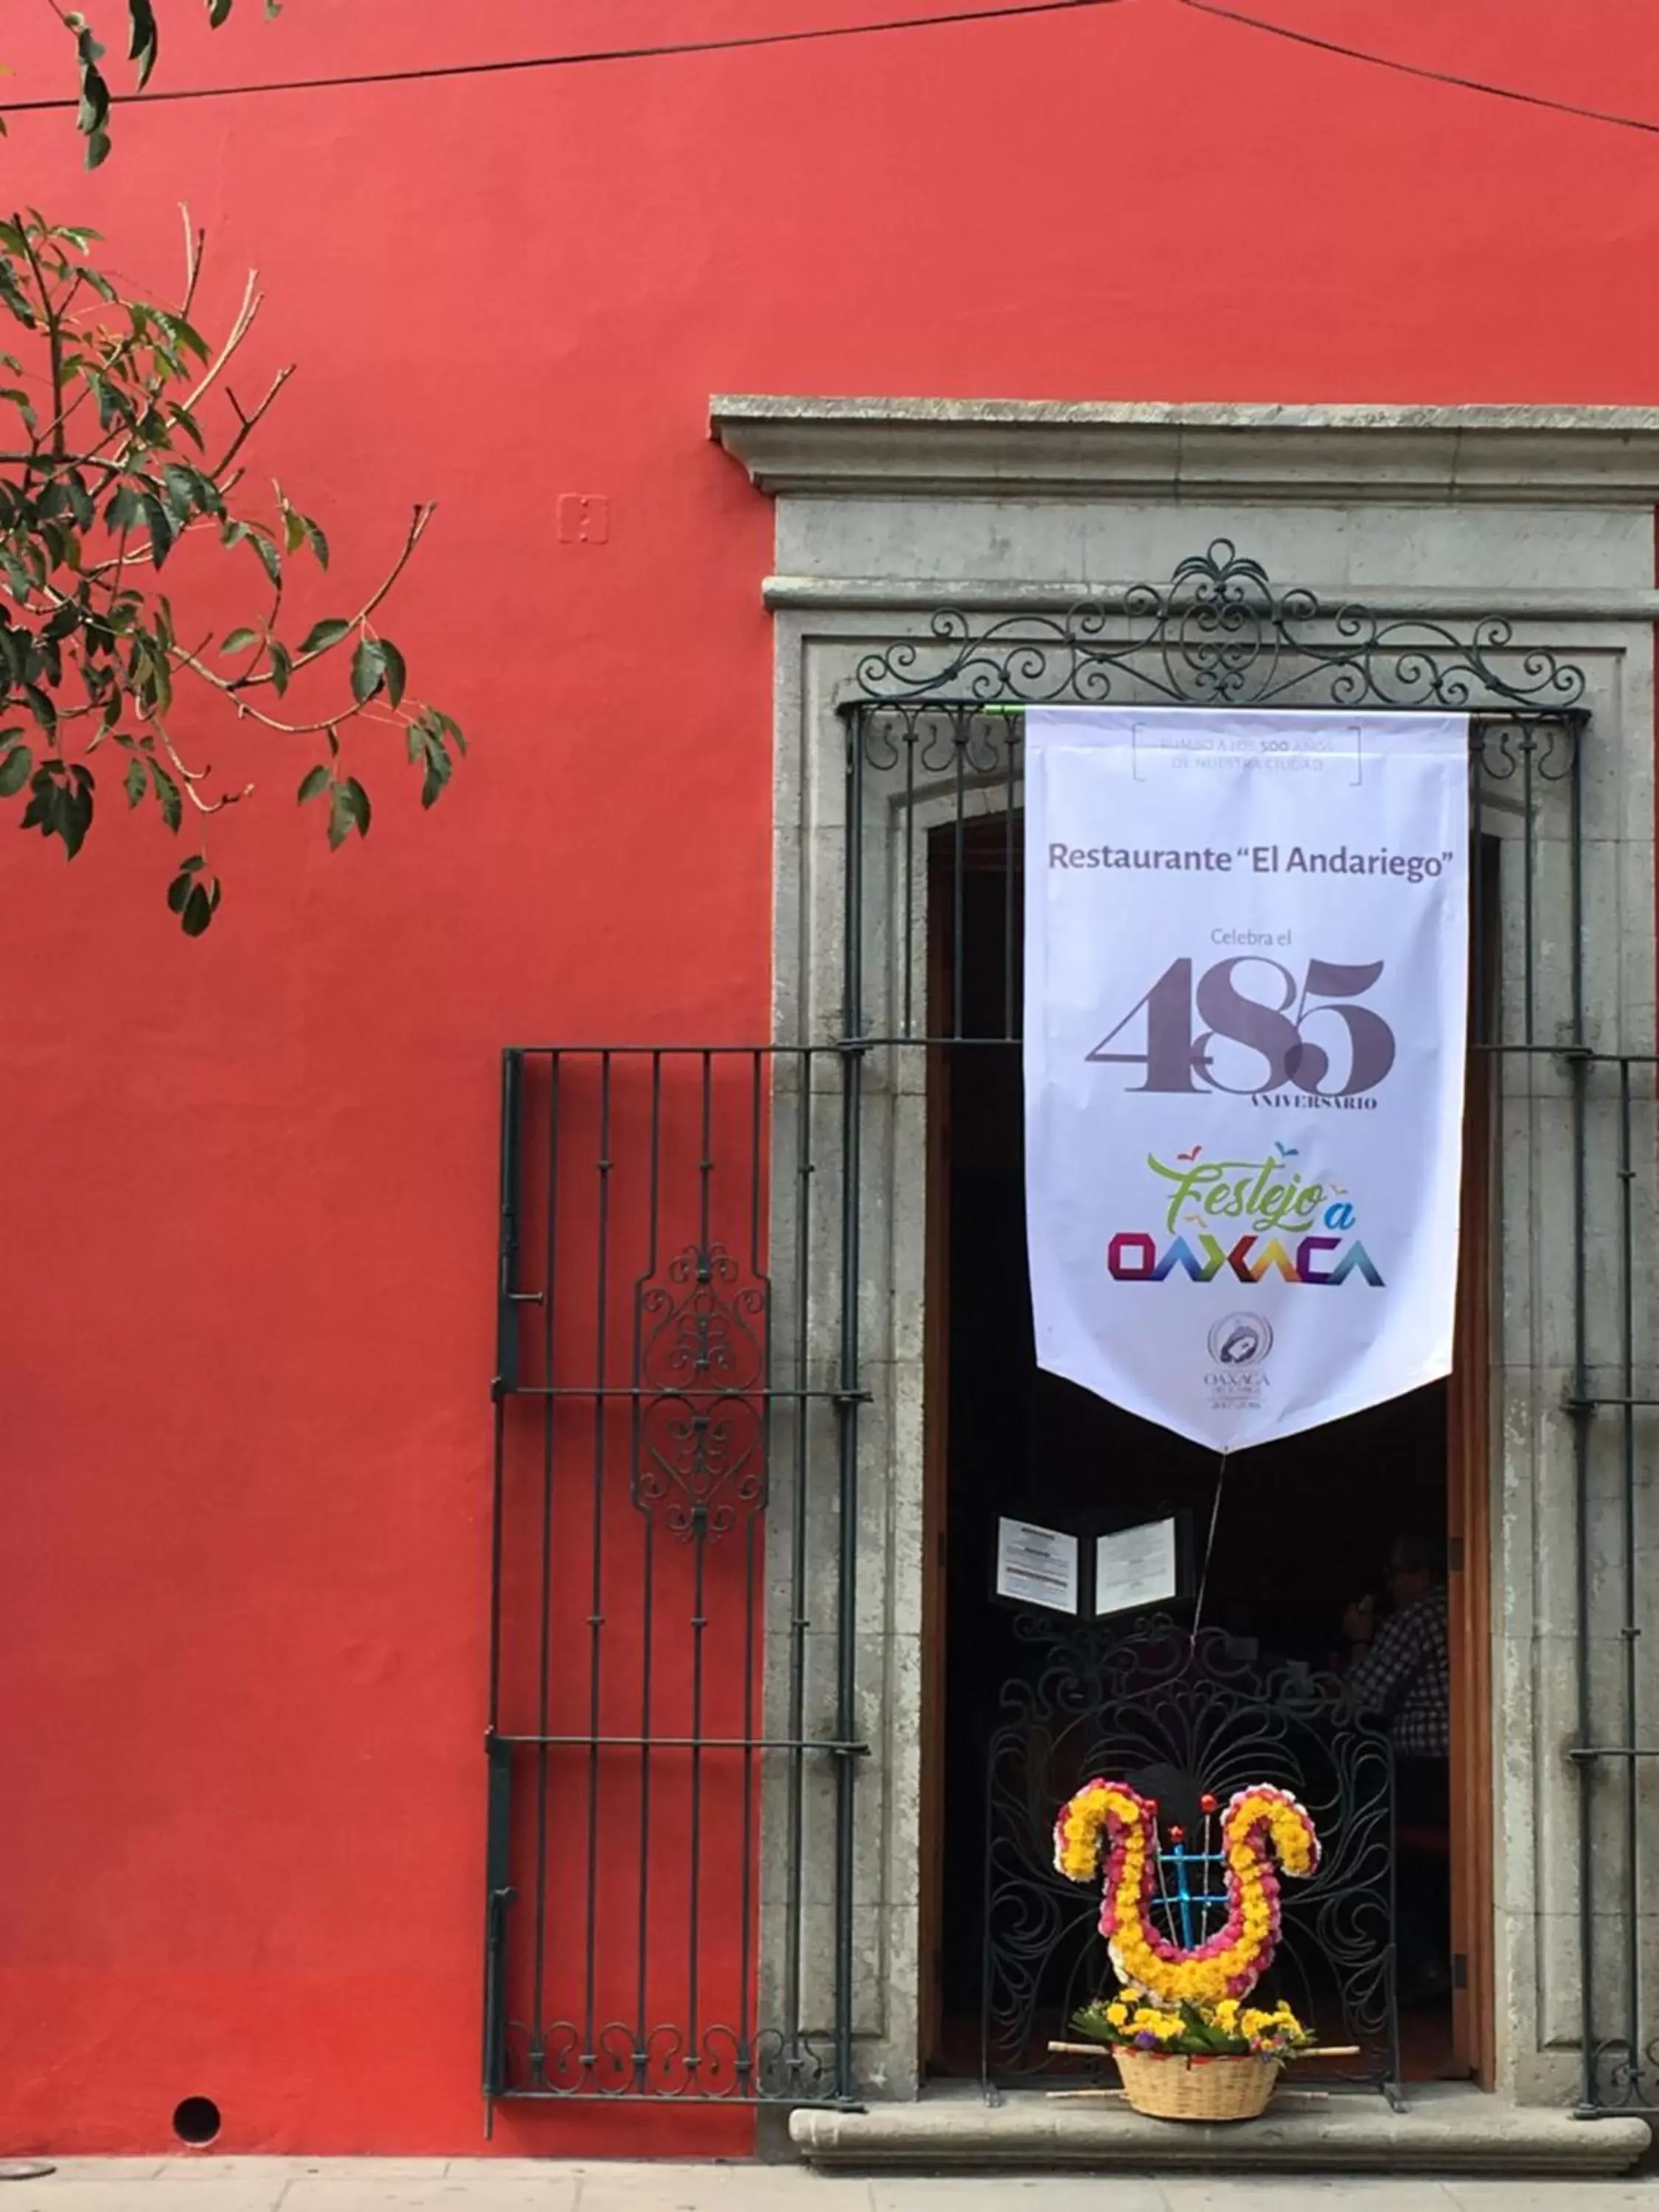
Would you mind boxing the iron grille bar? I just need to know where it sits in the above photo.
[840,702,1590,726]
[495,1734,869,1753]
[832,722,866,2106]
[501,1040,1659,1065]
[501,1385,865,1401]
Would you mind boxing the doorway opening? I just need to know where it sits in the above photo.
[920,813,1483,2090]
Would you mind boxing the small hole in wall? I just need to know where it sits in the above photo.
[172,2097,221,2146]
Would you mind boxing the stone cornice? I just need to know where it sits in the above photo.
[711,397,1659,505]
[759,574,1659,620]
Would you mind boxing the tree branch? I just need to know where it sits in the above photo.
[171,501,436,698]
[13,215,66,459]
[154,718,254,813]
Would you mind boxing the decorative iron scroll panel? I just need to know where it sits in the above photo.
[981,1623,1395,2088]
[487,540,1659,2115]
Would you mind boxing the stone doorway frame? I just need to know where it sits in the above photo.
[714,396,1659,2114]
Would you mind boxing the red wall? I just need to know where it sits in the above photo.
[4,0,1659,2157]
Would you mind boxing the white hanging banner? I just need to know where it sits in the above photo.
[1023,707,1469,1453]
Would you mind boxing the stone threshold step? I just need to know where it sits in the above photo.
[788,2084,1653,2175]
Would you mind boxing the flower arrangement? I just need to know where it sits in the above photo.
[1071,1993,1315,2061]
[1052,1778,1319,2009]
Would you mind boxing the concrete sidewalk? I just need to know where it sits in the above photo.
[7,2164,1659,2210]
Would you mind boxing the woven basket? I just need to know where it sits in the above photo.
[1115,2049,1281,2121]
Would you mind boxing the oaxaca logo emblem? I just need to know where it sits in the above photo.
[1208,1312,1273,1365]
[1105,1143,1384,1287]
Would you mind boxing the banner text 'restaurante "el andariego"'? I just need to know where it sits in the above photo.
[1022,707,1469,1453]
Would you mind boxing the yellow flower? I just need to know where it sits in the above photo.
[1105,2000,1130,2028]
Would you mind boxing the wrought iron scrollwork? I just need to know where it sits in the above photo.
[981,1616,1397,2090]
[1587,2036,1659,2112]
[1472,716,1578,785]
[633,1242,768,1539]
[855,540,1588,715]
[504,2017,830,2100]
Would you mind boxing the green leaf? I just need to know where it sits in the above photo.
[302,515,329,568]
[349,637,385,705]
[128,0,159,86]
[296,764,330,804]
[343,776,371,836]
[19,765,58,836]
[123,755,147,807]
[378,639,408,709]
[77,64,111,136]
[207,0,235,24]
[162,314,209,365]
[163,462,205,520]
[220,626,260,655]
[267,639,292,697]
[85,128,112,171]
[165,859,198,913]
[21,682,56,734]
[299,616,351,657]
[420,745,452,810]
[247,531,282,591]
[181,880,215,936]
[149,758,181,832]
[282,506,306,554]
[0,741,32,797]
[139,493,174,565]
[58,762,93,858]
[326,783,352,850]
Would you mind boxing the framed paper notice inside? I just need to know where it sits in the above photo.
[995,1517,1080,1615]
[1093,1514,1182,1620]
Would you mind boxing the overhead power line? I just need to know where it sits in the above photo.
[1178,0,1659,140]
[7,0,1659,145]
[0,0,1133,116]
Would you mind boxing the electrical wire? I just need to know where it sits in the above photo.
[1178,0,1659,140]
[0,0,1133,117]
[10,0,1658,147]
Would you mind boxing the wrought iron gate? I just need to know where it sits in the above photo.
[486,540,1659,2115]
[485,1043,861,2104]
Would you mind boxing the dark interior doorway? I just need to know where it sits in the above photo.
[922,815,1463,2085]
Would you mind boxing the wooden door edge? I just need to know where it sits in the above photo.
[1447,932,1497,2088]
[917,851,953,2071]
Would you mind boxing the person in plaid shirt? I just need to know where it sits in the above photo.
[1344,1532,1451,2003]
[1345,1534,1450,1760]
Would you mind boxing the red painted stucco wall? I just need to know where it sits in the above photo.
[3,0,1658,2158]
